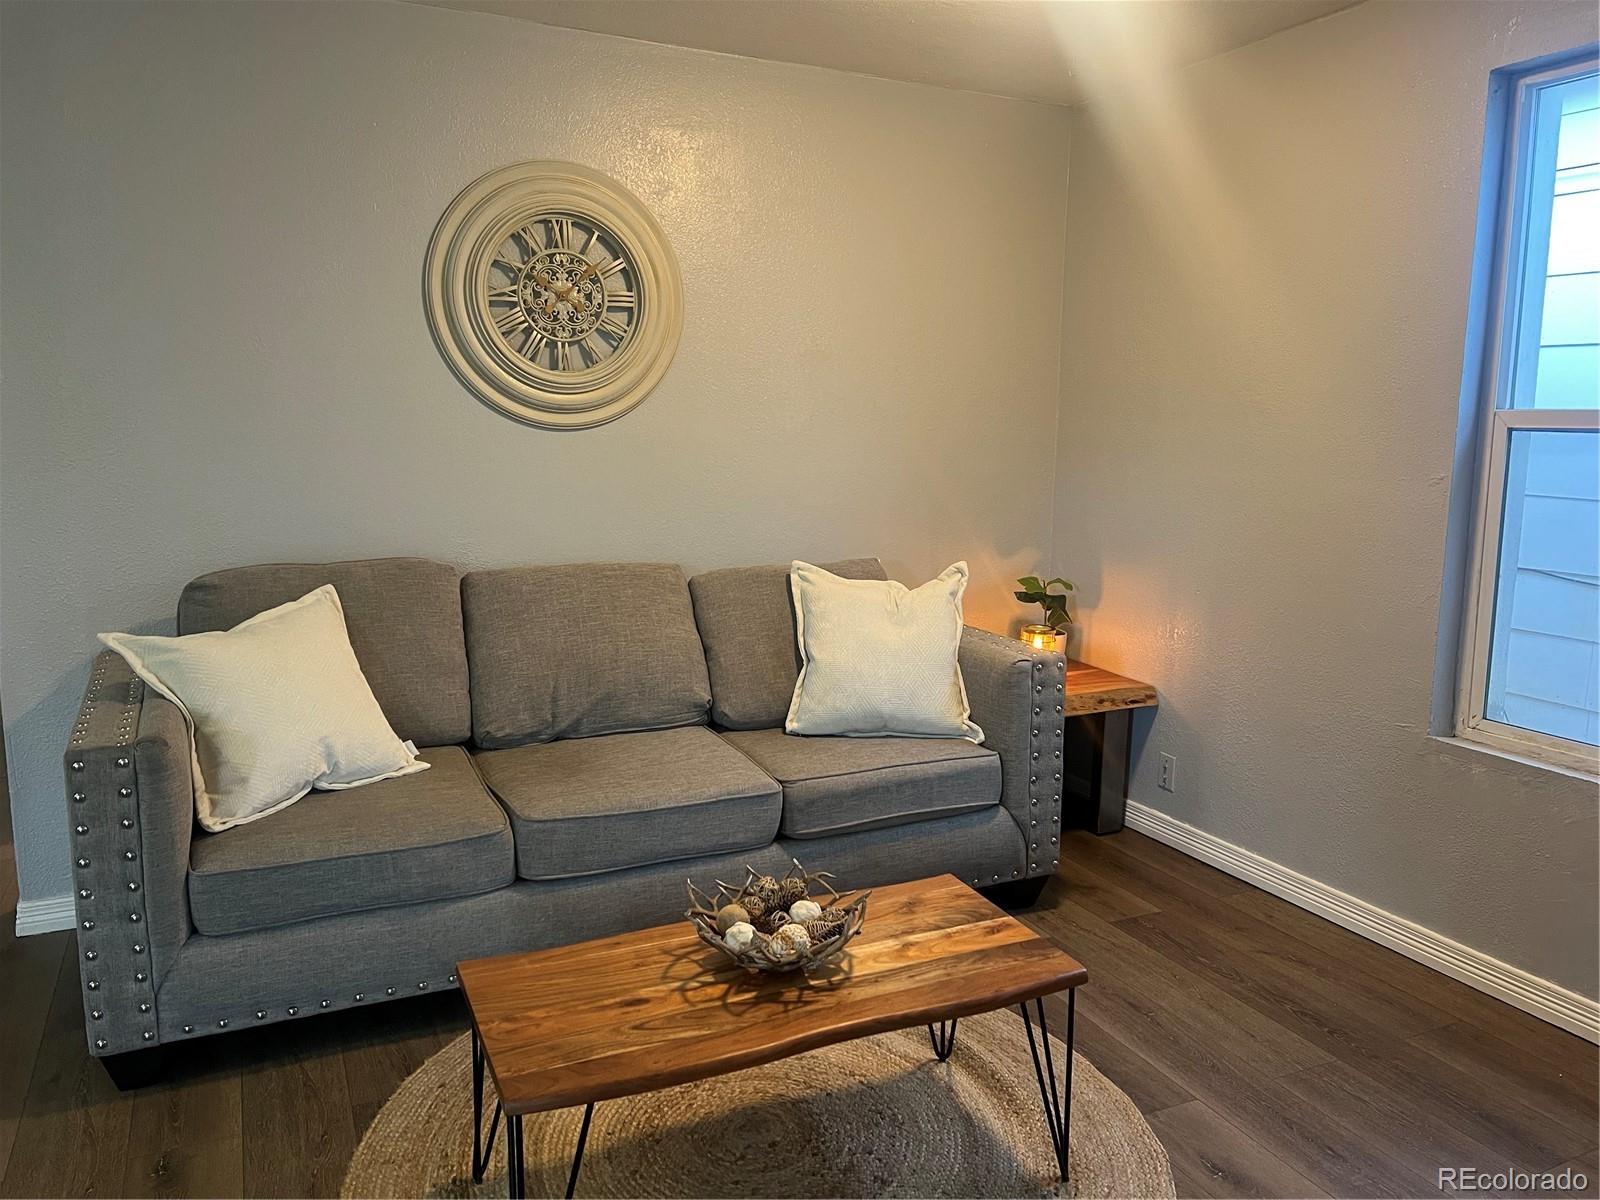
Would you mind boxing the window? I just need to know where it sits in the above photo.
[1458,52,1600,773]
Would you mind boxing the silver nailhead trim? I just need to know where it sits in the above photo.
[87,979,100,990]
[91,1009,103,1020]
[134,972,147,982]
[84,950,97,961]
[138,1002,151,1013]
[95,1038,108,1049]
[116,756,131,768]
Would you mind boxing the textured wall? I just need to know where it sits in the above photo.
[0,1,1070,909]
[1054,0,1599,997]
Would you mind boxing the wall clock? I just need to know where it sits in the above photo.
[424,161,683,429]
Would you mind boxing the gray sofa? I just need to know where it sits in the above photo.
[63,556,1068,1071]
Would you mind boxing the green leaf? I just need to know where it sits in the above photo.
[1016,575,1044,593]
[1043,596,1073,629]
[1044,578,1076,593]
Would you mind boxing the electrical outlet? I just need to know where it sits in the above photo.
[1158,752,1177,793]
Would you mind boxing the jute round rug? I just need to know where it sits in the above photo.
[343,1007,1174,1198]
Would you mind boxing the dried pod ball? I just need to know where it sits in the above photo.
[769,923,811,960]
[716,904,750,933]
[777,877,809,908]
[722,921,756,953]
[750,875,782,909]
[759,909,793,935]
[809,909,849,939]
[802,916,843,944]
[741,894,768,922]
[788,899,823,923]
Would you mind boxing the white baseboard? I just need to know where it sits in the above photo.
[1122,801,1600,1044]
[15,892,76,937]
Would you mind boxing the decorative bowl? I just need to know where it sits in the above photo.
[686,859,869,973]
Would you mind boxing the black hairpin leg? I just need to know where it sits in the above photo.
[928,1019,959,1061]
[471,1026,503,1185]
[474,1023,591,1200]
[1019,990,1075,1187]
[507,1113,524,1199]
[564,1102,595,1198]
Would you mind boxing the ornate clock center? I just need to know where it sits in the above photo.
[518,250,606,342]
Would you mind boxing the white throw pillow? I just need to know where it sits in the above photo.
[786,560,983,742]
[100,585,427,832]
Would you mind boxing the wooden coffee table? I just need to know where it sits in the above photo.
[457,873,1088,1198]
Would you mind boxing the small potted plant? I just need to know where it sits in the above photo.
[1015,575,1075,653]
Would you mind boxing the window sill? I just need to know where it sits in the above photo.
[1431,733,1600,784]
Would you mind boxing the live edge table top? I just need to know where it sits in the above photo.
[1064,659,1158,718]
[456,874,1088,1117]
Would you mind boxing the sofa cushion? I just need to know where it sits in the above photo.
[689,558,886,730]
[463,563,712,748]
[179,557,469,747]
[474,726,781,879]
[719,728,1000,839]
[187,746,513,935]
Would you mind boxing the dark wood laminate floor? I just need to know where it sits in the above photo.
[2,828,1595,1198]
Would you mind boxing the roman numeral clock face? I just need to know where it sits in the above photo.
[487,215,638,375]
[424,162,683,429]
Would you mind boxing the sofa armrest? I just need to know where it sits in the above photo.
[959,626,1067,879]
[65,650,193,1055]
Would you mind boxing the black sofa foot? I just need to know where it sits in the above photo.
[100,1046,166,1090]
[979,874,1050,910]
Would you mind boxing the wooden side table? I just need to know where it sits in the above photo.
[1063,660,1157,835]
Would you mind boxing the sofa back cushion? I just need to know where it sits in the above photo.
[178,557,471,747]
[462,562,711,748]
[689,557,886,730]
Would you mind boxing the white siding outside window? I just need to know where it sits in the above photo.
[1458,55,1600,774]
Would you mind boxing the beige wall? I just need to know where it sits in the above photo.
[0,0,1070,909]
[1054,0,1598,997]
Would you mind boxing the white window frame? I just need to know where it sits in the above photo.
[1455,53,1600,777]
